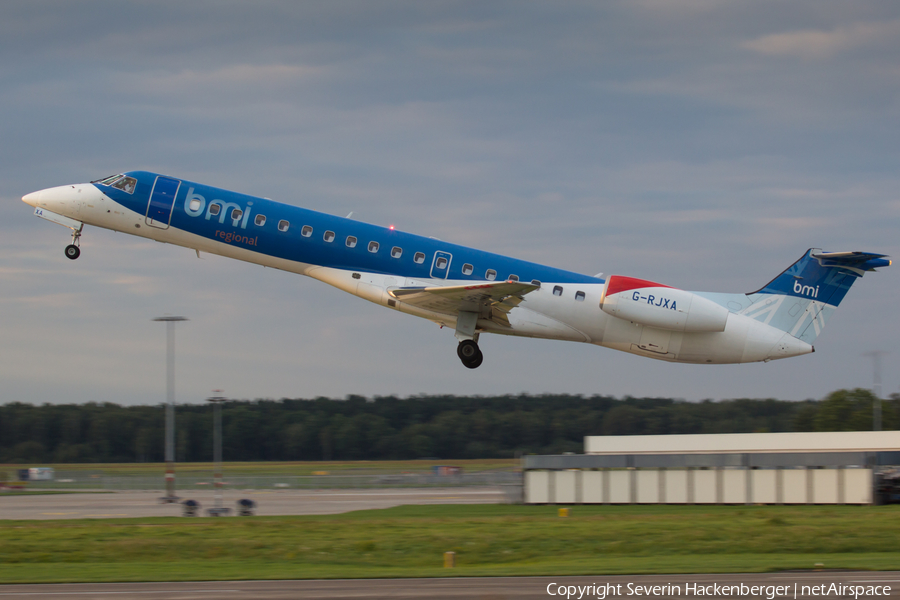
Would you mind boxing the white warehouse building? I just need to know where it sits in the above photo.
[524,431,900,505]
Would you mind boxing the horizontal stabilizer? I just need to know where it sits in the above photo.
[811,251,891,274]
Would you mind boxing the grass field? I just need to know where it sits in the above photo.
[2,504,900,583]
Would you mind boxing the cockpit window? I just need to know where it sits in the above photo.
[92,174,137,194]
[111,176,137,194]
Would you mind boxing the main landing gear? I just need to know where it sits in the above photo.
[457,339,483,369]
[64,226,83,260]
[455,311,483,369]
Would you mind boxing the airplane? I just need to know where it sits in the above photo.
[22,171,890,369]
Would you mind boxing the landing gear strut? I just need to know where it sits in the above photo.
[457,339,483,369]
[64,226,83,260]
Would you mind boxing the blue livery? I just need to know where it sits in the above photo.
[102,171,603,286]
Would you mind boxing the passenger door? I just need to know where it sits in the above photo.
[145,176,182,229]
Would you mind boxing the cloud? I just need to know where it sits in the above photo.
[1,1,899,405]
[118,64,321,98]
[742,20,900,60]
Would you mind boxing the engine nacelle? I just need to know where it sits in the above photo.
[601,275,729,333]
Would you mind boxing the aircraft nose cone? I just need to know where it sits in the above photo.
[22,190,42,207]
[21,184,93,214]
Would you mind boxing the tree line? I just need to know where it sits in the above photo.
[0,389,896,464]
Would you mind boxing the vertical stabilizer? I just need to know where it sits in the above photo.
[741,249,890,344]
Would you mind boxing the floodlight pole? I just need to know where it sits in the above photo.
[207,391,230,516]
[153,316,188,503]
[864,350,889,431]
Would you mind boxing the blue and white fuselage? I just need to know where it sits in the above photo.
[22,172,890,369]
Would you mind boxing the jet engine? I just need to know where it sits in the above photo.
[600,275,729,333]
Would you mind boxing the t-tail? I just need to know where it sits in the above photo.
[742,249,891,344]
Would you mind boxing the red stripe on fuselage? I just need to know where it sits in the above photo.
[606,275,673,296]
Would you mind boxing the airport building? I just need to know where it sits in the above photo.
[524,431,900,505]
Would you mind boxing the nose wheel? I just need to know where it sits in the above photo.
[457,339,483,369]
[64,227,82,260]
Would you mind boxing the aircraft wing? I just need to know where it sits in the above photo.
[389,280,539,327]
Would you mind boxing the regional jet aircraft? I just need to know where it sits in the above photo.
[22,172,890,369]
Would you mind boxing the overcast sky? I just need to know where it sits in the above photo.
[2,0,898,407]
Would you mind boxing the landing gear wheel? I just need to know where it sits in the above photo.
[457,340,484,369]
[457,339,478,360]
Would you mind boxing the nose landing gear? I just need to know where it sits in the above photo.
[457,339,483,369]
[64,226,83,260]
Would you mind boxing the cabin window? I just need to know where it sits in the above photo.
[508,275,519,283]
[553,285,563,296]
[189,198,202,212]
[209,204,221,216]
[368,241,379,253]
[346,236,357,248]
[111,176,137,194]
[462,263,474,275]
[231,208,243,221]
[278,220,289,232]
[301,225,312,237]
[324,231,335,242]
[531,280,541,287]
[435,257,448,269]
[575,291,586,301]
[414,252,425,264]
[254,215,266,226]
[486,269,497,281]
[391,246,402,258]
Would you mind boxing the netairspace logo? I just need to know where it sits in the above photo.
[545,582,891,600]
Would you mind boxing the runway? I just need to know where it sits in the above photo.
[0,487,505,520]
[0,572,898,600]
